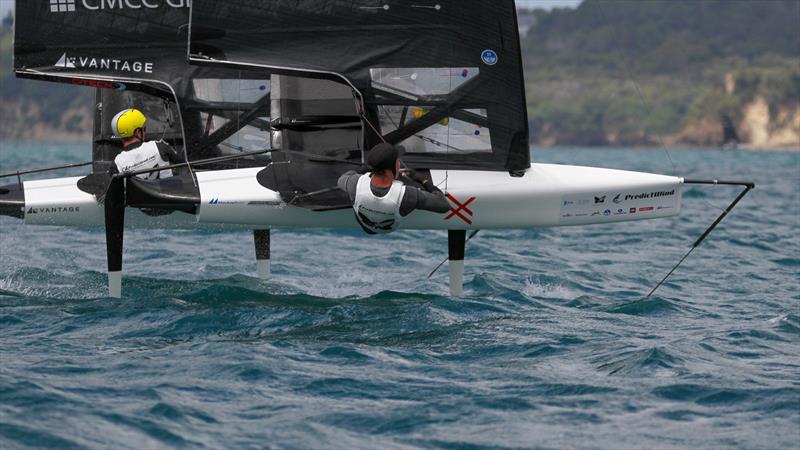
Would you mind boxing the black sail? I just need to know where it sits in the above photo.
[189,0,530,172]
[13,0,276,165]
[14,0,192,87]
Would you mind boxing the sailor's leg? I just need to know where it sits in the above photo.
[448,230,466,296]
[254,229,270,279]
[104,178,125,298]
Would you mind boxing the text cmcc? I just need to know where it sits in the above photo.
[81,0,190,10]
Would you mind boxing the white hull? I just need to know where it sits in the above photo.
[19,164,683,230]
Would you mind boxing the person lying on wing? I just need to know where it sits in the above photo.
[111,108,180,180]
[337,143,450,235]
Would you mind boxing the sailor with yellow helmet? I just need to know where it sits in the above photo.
[111,108,178,180]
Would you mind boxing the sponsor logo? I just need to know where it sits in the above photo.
[55,53,76,68]
[247,201,283,206]
[657,206,674,210]
[575,213,589,217]
[591,211,601,216]
[70,78,126,90]
[481,49,498,66]
[50,0,76,13]
[209,198,245,205]
[50,0,190,14]
[561,213,573,218]
[603,209,611,216]
[27,206,80,214]
[614,208,626,215]
[624,190,675,201]
[629,207,636,214]
[563,200,574,206]
[445,194,476,225]
[613,194,622,204]
[55,53,154,73]
[639,206,655,212]
[595,195,606,204]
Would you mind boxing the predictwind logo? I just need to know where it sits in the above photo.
[49,0,191,13]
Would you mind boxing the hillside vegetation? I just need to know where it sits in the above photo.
[521,0,800,148]
[1,1,799,147]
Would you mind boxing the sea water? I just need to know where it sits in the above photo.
[0,143,798,449]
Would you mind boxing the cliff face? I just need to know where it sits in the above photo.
[664,99,799,150]
[738,97,800,149]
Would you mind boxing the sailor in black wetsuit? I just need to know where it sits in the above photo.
[337,143,451,234]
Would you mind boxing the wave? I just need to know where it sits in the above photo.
[594,346,685,376]
[603,297,684,316]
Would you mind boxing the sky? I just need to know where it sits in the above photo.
[0,0,11,20]
[0,0,583,19]
[516,0,582,9]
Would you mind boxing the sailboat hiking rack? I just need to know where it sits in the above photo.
[0,0,755,298]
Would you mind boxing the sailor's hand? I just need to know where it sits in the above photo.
[406,170,427,185]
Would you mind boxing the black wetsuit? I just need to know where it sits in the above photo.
[337,171,451,216]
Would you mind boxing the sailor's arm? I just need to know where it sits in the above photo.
[399,184,450,216]
[416,184,451,213]
[155,141,183,163]
[399,171,450,215]
[337,170,360,202]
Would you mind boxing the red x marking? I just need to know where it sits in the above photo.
[445,193,476,225]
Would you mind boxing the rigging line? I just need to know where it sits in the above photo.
[288,186,341,205]
[115,147,362,179]
[646,180,754,298]
[279,149,363,166]
[236,71,242,169]
[427,230,480,278]
[114,149,274,178]
[0,161,94,179]
[446,66,454,193]
[353,92,387,144]
[380,105,466,154]
[446,69,452,158]
[376,105,415,174]
[594,1,677,172]
[595,1,726,213]
[415,135,468,153]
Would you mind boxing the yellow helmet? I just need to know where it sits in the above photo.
[111,109,147,138]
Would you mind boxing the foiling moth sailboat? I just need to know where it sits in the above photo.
[0,0,752,298]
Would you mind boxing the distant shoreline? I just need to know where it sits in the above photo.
[533,144,800,152]
[1,138,797,153]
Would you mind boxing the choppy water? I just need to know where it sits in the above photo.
[1,142,798,449]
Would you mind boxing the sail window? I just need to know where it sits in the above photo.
[370,67,480,99]
[190,78,272,155]
[270,74,361,158]
[376,106,491,154]
[370,68,491,154]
